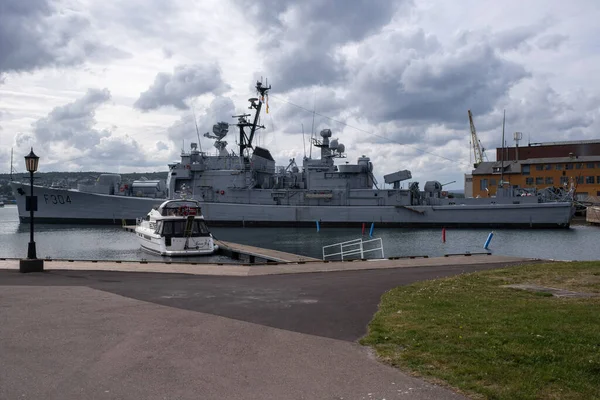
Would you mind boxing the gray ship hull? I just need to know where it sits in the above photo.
[10,182,573,228]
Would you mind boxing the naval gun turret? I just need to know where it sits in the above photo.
[424,181,443,197]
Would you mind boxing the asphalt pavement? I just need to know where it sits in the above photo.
[0,260,526,399]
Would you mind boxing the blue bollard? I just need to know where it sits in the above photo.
[369,222,375,238]
[484,232,494,249]
[316,220,320,232]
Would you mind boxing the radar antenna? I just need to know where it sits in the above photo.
[233,79,271,164]
[204,122,229,156]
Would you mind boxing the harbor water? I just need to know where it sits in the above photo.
[0,205,598,262]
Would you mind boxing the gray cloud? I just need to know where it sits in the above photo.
[23,89,168,171]
[0,0,126,78]
[91,0,180,38]
[156,141,169,151]
[348,29,529,127]
[269,86,349,135]
[33,88,112,149]
[237,0,406,91]
[38,134,161,172]
[167,96,236,146]
[15,132,35,148]
[536,34,569,50]
[134,64,230,111]
[490,82,599,147]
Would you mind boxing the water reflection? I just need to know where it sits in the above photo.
[1,205,598,261]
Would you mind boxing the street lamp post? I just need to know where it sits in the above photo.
[20,148,44,273]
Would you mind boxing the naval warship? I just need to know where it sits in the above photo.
[11,81,574,228]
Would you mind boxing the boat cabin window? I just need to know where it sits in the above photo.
[160,220,210,237]
[161,206,200,217]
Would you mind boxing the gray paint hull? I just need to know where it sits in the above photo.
[11,182,573,228]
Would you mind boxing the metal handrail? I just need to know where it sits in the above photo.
[323,237,384,261]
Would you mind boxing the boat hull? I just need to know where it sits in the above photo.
[11,182,573,228]
[135,228,217,256]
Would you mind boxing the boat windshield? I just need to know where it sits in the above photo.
[161,205,200,217]
[161,220,210,237]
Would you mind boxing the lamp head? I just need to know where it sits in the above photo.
[24,148,39,173]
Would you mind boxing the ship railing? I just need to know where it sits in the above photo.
[322,237,384,261]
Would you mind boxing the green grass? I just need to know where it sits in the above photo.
[360,262,600,400]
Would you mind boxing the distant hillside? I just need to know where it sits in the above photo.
[0,171,168,182]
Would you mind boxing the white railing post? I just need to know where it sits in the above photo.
[322,237,384,261]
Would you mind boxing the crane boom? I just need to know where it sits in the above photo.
[468,110,485,167]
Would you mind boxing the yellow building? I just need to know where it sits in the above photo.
[470,156,600,200]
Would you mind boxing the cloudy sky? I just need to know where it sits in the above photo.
[1,0,599,189]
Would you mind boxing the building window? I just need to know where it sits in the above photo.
[555,164,564,170]
[535,164,543,171]
[576,176,584,184]
[490,178,496,186]
[545,164,552,170]
[598,176,600,184]
[480,179,488,190]
[535,177,544,185]
[525,177,534,185]
[492,167,501,173]
[546,177,554,185]
[522,165,530,175]
[587,163,595,169]
[560,176,569,186]
[576,163,583,170]
[585,176,595,184]
[566,163,574,170]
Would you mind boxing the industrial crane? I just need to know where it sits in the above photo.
[468,110,486,168]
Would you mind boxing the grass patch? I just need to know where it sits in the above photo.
[360,261,600,400]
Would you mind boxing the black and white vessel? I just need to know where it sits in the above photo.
[135,199,217,256]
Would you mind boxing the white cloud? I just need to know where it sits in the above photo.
[134,64,230,111]
[0,0,599,192]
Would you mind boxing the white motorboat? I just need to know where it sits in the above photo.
[135,199,218,256]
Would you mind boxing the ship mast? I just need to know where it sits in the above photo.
[233,80,271,162]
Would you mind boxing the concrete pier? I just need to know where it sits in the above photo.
[0,254,531,276]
